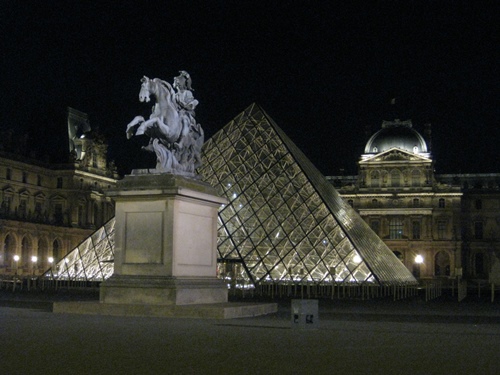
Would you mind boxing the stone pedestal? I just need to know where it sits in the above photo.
[100,172,228,306]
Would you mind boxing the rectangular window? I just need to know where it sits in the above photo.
[413,199,420,207]
[19,199,27,218]
[474,222,483,240]
[438,198,445,208]
[438,220,447,240]
[475,199,482,209]
[1,196,11,214]
[389,218,403,239]
[35,202,42,219]
[412,221,421,239]
[412,171,420,187]
[54,203,64,225]
[22,172,28,183]
[37,175,42,186]
[370,220,380,236]
[57,177,63,189]
[6,168,11,180]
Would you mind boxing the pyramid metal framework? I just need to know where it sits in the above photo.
[44,219,115,282]
[44,104,416,286]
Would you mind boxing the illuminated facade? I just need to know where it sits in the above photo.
[45,104,417,286]
[328,119,500,280]
[0,108,117,276]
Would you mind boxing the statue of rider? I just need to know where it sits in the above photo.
[173,71,199,149]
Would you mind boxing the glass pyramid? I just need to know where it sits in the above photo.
[43,104,417,287]
[43,219,115,281]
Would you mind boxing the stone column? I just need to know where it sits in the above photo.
[100,173,227,306]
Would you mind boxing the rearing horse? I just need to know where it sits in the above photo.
[126,76,183,146]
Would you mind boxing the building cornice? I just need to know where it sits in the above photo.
[341,192,463,198]
[359,208,433,216]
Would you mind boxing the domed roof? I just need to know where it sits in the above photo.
[364,119,428,155]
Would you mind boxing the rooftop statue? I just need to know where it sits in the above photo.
[126,71,204,176]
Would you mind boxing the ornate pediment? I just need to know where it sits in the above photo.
[361,147,431,164]
[382,150,410,161]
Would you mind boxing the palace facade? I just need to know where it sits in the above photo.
[0,108,118,276]
[327,119,500,281]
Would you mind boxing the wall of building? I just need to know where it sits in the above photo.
[0,125,117,276]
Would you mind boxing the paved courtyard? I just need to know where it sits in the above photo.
[1,291,500,375]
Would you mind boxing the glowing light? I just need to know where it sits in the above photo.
[415,255,424,264]
[13,255,20,262]
[48,257,54,263]
[31,256,38,263]
[232,193,237,199]
[353,254,362,264]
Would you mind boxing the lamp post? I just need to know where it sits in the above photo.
[414,254,424,278]
[13,255,19,275]
[31,256,38,276]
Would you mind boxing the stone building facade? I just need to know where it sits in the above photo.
[0,108,118,276]
[328,119,500,281]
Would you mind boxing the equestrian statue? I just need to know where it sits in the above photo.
[126,71,204,176]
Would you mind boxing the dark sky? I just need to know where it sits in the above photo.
[1,1,498,176]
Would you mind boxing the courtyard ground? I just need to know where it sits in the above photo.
[1,289,500,375]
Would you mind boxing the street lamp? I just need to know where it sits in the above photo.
[31,256,38,275]
[13,255,20,275]
[414,254,424,278]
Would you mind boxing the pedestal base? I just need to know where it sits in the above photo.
[53,301,278,319]
[100,275,228,306]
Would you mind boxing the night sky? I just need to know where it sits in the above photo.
[1,1,498,176]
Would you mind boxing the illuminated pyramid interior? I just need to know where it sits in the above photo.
[44,104,416,287]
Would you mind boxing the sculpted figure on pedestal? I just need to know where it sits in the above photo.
[126,71,204,175]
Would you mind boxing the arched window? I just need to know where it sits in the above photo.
[391,170,401,187]
[347,199,354,208]
[38,238,49,268]
[3,234,16,265]
[393,251,403,261]
[21,236,32,267]
[52,239,61,261]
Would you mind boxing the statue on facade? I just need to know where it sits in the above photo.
[126,71,204,176]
